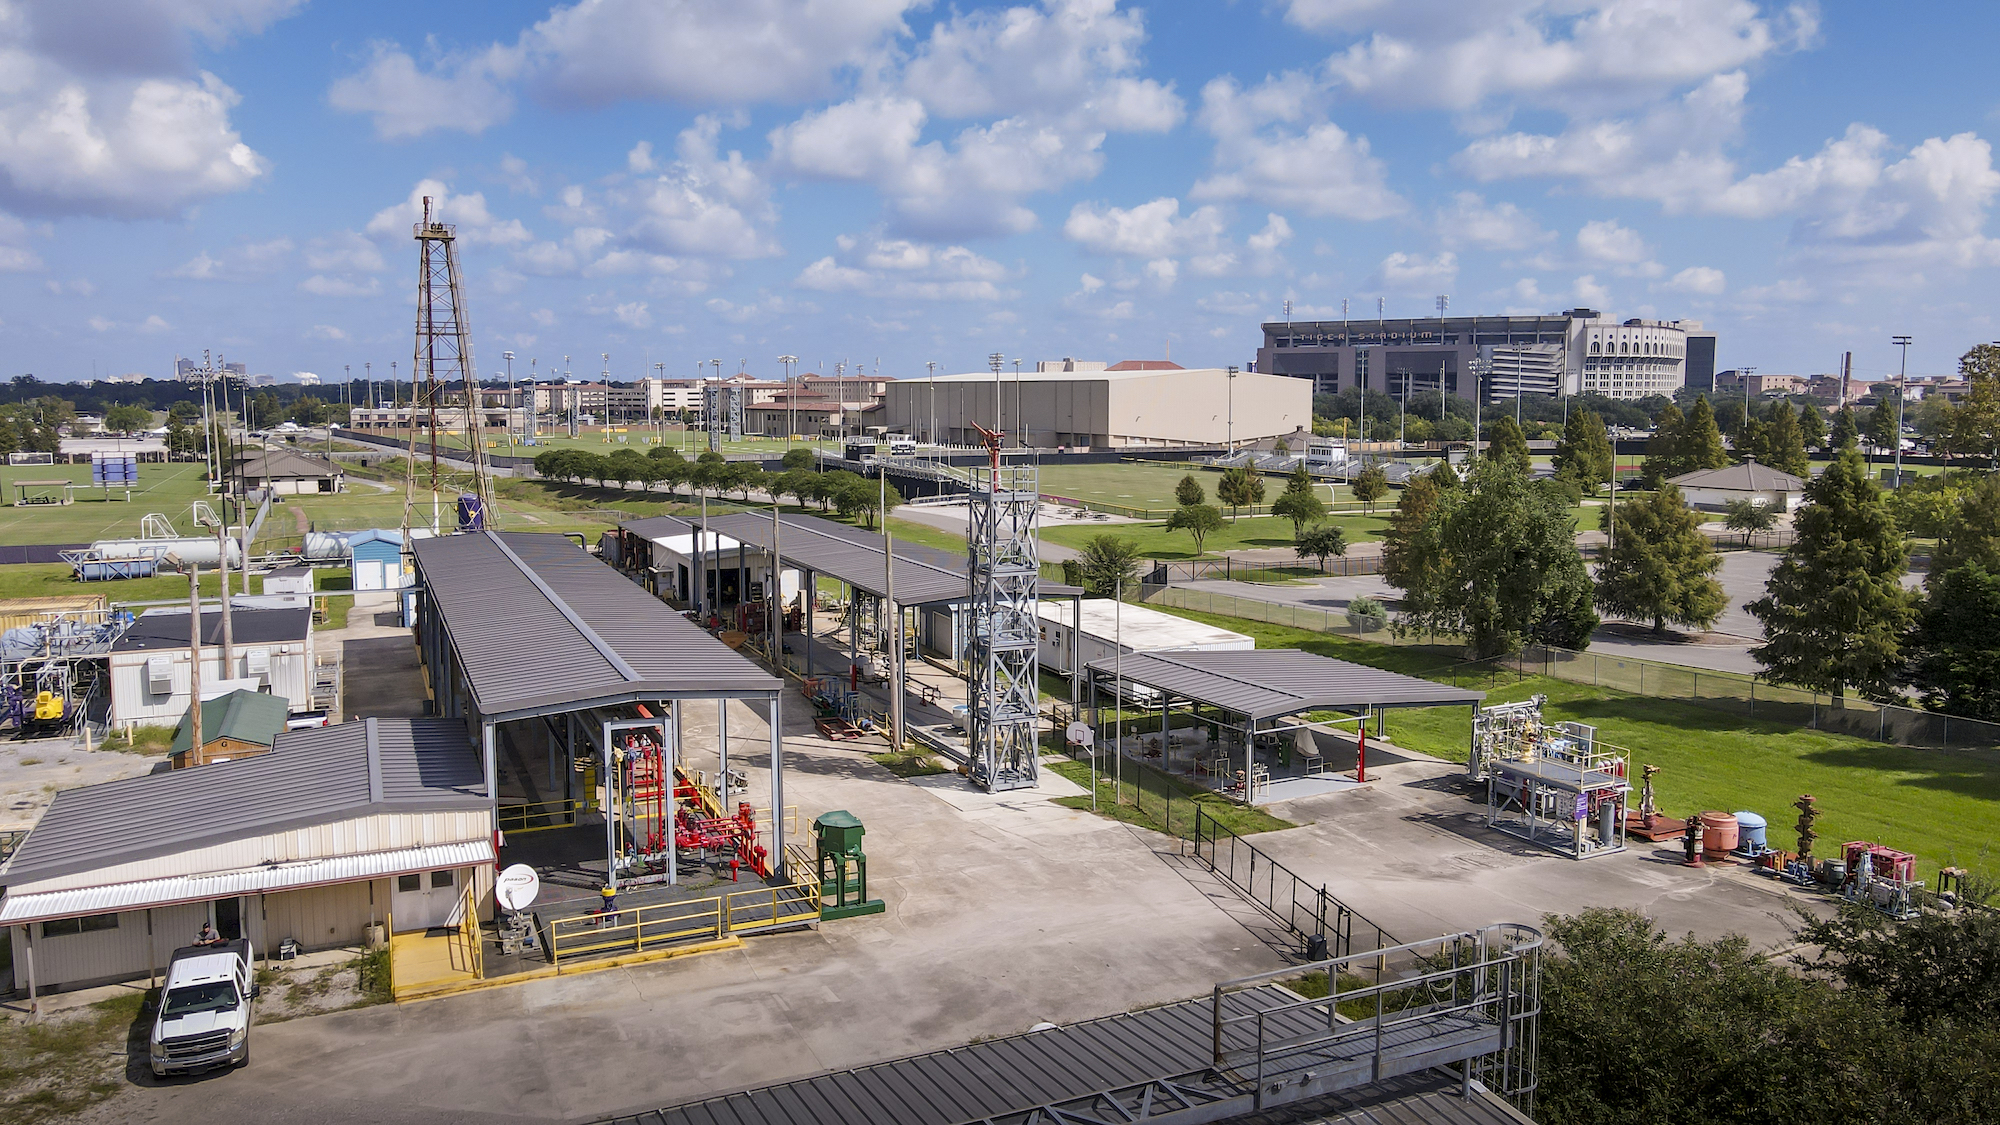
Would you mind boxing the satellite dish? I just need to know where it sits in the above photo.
[495,864,540,913]
[1065,721,1093,748]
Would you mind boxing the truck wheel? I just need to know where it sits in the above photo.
[235,1044,250,1068]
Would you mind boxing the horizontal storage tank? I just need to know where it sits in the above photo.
[1698,811,1739,860]
[84,537,240,566]
[302,532,351,561]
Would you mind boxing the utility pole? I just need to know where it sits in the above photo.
[882,468,900,752]
[1012,359,1023,448]
[988,353,1005,447]
[1892,336,1912,484]
[926,361,937,446]
[778,355,798,445]
[1226,365,1237,454]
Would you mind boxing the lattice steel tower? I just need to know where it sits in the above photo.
[967,355,1040,791]
[403,196,496,536]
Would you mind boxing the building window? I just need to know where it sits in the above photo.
[43,913,120,937]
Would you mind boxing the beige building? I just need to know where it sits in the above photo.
[884,366,1310,449]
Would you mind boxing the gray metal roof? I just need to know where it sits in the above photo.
[1086,649,1483,720]
[410,531,780,720]
[0,717,485,886]
[693,512,972,606]
[1666,461,1806,492]
[113,606,311,652]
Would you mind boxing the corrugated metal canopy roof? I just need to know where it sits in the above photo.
[411,531,780,719]
[683,512,971,606]
[0,839,493,926]
[0,717,486,887]
[1086,649,1483,720]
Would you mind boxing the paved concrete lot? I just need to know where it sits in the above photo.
[96,696,1289,1125]
[1258,753,1824,955]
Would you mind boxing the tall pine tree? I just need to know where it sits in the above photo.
[1797,402,1827,451]
[1486,415,1531,473]
[1594,484,1726,635]
[1748,449,1916,702]
[1761,402,1810,475]
[1681,395,1730,470]
[1641,402,1685,487]
[1831,405,1861,451]
[1554,409,1614,494]
[1905,563,2000,720]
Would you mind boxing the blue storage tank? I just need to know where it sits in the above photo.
[1733,810,1768,854]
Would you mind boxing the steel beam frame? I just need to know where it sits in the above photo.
[968,463,1040,791]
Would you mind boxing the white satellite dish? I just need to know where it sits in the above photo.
[495,864,540,913]
[1065,721,1093,748]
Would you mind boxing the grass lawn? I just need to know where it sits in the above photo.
[869,747,950,777]
[1038,461,1381,513]
[0,989,150,1123]
[1151,605,2000,880]
[373,427,816,460]
[0,462,216,546]
[1043,512,1396,559]
[1046,756,1295,838]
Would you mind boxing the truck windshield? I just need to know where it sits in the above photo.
[161,981,239,1017]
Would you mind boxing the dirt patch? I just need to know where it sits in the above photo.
[1595,621,1748,646]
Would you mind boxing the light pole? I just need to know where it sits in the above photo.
[1892,336,1912,483]
[926,361,937,447]
[988,353,1005,448]
[1400,369,1408,447]
[1226,365,1237,455]
[1012,358,1023,447]
[653,361,665,442]
[1469,358,1489,459]
[529,359,539,443]
[778,355,798,445]
[708,358,723,451]
[503,351,515,446]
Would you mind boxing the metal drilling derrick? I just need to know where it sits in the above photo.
[403,195,496,537]
[967,419,1040,792]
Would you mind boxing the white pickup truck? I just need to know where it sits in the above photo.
[149,939,256,1077]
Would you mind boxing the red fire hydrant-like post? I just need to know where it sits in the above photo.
[1355,723,1367,784]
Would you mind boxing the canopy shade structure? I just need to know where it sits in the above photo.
[410,531,781,723]
[1085,648,1483,721]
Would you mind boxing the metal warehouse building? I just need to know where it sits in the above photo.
[881,366,1311,449]
[1,717,490,996]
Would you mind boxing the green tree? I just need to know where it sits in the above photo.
[856,478,902,529]
[1484,414,1530,472]
[1831,404,1861,451]
[1164,503,1224,554]
[1865,399,1898,460]
[1351,463,1389,512]
[1381,469,1447,598]
[1904,563,2000,720]
[1389,457,1597,657]
[1952,343,2000,466]
[780,446,814,471]
[1793,886,2000,1032]
[1270,463,1326,535]
[1594,485,1726,635]
[288,395,329,425]
[1797,400,1827,451]
[1734,411,1769,465]
[1748,448,1917,702]
[1552,409,1613,495]
[1639,401,1685,487]
[249,390,282,429]
[1173,473,1205,508]
[1294,524,1347,570]
[1215,466,1261,521]
[1679,395,1729,470]
[1722,497,1777,545]
[1759,400,1809,475]
[1077,534,1142,598]
[1931,475,2000,580]
[103,402,152,433]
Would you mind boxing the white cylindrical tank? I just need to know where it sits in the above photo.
[87,537,242,566]
[302,532,351,561]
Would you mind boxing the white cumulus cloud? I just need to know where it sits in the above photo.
[1668,265,1726,295]
[1191,74,1403,220]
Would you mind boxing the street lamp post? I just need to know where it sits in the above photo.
[926,361,937,447]
[503,351,515,446]
[778,355,798,445]
[1013,359,1023,448]
[1226,365,1237,455]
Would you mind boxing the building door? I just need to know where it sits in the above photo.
[355,558,387,590]
[390,868,465,932]
[214,896,243,941]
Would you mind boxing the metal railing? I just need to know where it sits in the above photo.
[496,798,584,834]
[546,854,820,967]
[1190,806,1393,960]
[1210,923,1543,1115]
[1143,556,1385,585]
[0,828,25,864]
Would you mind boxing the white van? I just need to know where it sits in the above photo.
[150,939,256,1076]
[887,435,916,456]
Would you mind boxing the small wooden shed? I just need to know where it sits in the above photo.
[171,689,290,769]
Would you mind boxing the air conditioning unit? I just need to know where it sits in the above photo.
[146,655,173,695]
[244,648,271,677]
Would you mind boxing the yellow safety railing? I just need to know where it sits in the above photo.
[546,862,822,968]
[496,798,584,834]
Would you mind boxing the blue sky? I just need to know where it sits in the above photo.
[3,0,1998,387]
